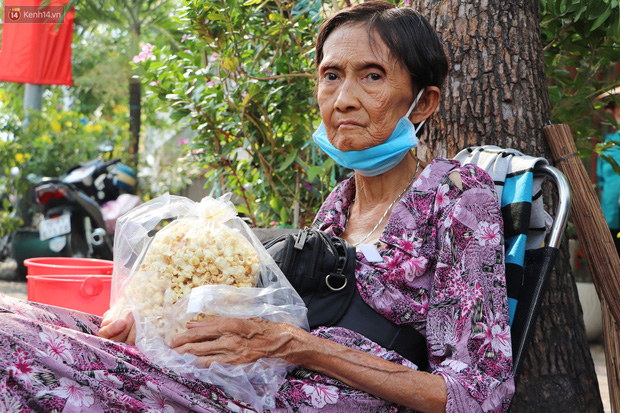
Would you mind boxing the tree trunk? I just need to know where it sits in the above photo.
[417,0,603,410]
[129,24,141,168]
[129,77,141,165]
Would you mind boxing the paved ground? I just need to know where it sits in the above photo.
[0,278,27,301]
[0,275,611,411]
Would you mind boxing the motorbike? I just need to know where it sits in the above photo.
[32,152,137,260]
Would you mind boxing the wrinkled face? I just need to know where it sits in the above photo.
[317,23,415,152]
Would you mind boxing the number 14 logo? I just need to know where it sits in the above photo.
[8,8,21,22]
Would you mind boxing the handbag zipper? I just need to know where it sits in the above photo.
[294,226,310,250]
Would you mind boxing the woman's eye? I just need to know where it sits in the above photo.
[368,73,382,82]
[325,72,338,81]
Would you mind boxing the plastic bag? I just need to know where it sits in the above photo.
[108,193,308,411]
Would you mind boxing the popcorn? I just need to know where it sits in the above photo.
[107,194,309,411]
[122,215,261,340]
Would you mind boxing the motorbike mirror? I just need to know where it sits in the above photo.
[27,173,44,183]
[98,141,114,154]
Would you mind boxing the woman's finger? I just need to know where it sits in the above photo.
[172,340,226,357]
[170,317,297,366]
[169,316,249,347]
[99,309,114,328]
[125,319,137,345]
[193,353,241,368]
[98,318,128,340]
[172,335,262,367]
[169,321,221,348]
[98,312,136,344]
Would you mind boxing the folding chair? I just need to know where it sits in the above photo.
[455,146,571,380]
[511,162,570,378]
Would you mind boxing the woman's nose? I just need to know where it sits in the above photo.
[334,79,359,112]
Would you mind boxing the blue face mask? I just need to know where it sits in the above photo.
[312,89,426,176]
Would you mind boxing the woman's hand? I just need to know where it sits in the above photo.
[98,310,137,344]
[169,316,300,367]
[172,317,447,411]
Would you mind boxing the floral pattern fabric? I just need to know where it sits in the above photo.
[312,158,515,412]
[0,158,513,412]
[0,295,412,412]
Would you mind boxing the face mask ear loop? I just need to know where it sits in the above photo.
[405,88,426,134]
[414,119,426,134]
[405,88,425,118]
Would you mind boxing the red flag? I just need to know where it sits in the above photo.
[0,0,74,86]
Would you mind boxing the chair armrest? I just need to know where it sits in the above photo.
[534,164,572,249]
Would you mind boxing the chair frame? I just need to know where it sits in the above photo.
[535,164,572,250]
[510,163,571,378]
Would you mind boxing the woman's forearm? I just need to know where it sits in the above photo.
[285,327,447,413]
[171,317,448,411]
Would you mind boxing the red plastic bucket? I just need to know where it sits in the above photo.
[24,257,114,275]
[26,274,112,316]
[24,258,114,316]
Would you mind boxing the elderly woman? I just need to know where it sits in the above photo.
[0,2,514,412]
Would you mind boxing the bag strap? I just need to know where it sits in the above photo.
[335,289,429,370]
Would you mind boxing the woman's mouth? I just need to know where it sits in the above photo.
[337,120,362,128]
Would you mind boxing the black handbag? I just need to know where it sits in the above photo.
[263,228,357,329]
[264,227,429,370]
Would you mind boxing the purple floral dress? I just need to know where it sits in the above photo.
[311,158,515,411]
[0,158,513,412]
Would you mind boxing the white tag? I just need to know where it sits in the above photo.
[359,244,383,262]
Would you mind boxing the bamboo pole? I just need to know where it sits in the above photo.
[543,123,620,412]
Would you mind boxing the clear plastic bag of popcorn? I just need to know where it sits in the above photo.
[107,193,308,411]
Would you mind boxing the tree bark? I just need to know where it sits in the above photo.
[129,24,142,168]
[129,77,141,166]
[417,0,603,410]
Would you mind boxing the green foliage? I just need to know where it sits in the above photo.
[0,1,187,235]
[59,1,184,119]
[0,86,131,229]
[71,26,132,116]
[136,0,619,227]
[0,205,22,238]
[139,0,337,227]
[140,134,205,199]
[541,0,620,155]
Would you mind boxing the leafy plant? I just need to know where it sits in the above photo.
[0,86,131,228]
[65,0,186,166]
[139,0,339,227]
[0,1,189,235]
[140,136,205,198]
[136,0,620,228]
[540,0,620,156]
[0,207,22,239]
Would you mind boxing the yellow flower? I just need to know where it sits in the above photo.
[15,153,30,164]
[113,104,128,114]
[40,134,51,144]
[86,124,103,133]
[50,121,61,132]
[65,121,73,127]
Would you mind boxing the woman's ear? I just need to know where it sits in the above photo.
[409,86,441,124]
